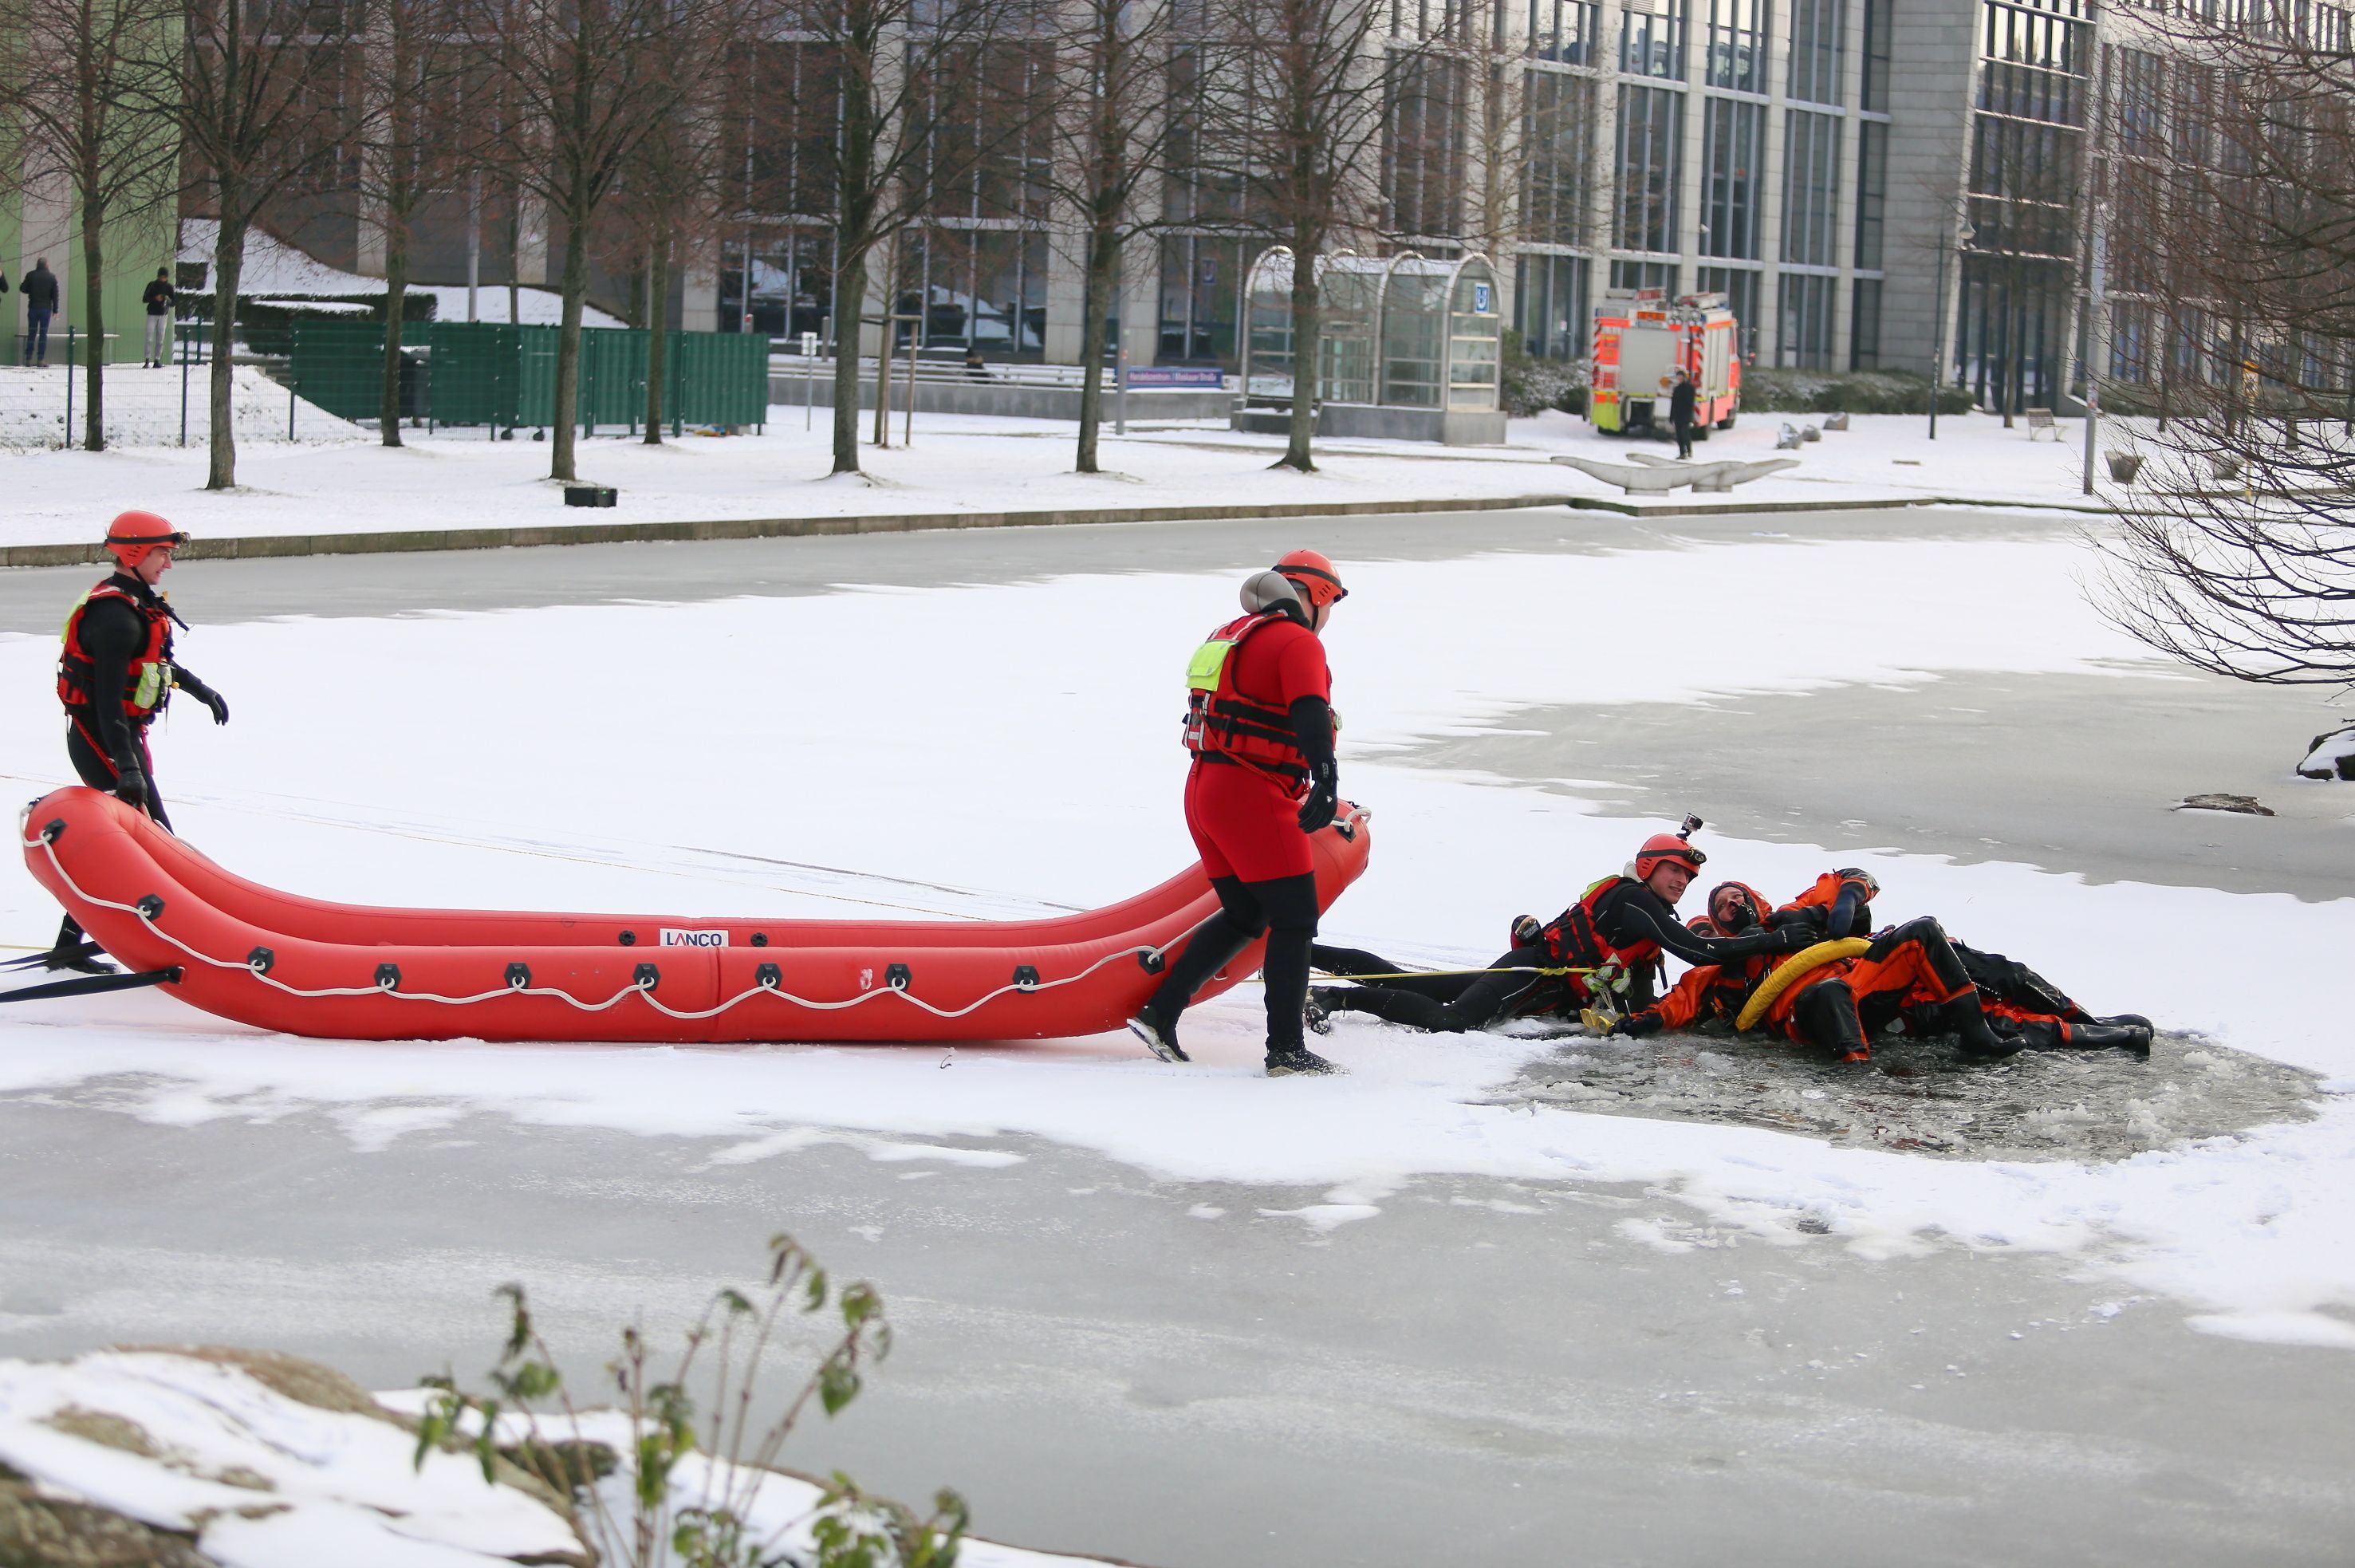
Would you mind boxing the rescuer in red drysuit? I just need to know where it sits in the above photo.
[38,512,228,972]
[1128,550,1349,1076]
[1303,825,1809,1036]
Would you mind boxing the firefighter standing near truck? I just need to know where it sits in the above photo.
[1129,551,1348,1077]
[38,512,229,973]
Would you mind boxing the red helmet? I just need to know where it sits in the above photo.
[104,510,187,569]
[1274,549,1347,608]
[1633,831,1707,881]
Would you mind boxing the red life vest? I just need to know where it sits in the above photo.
[58,580,173,727]
[1182,610,1311,788]
[1540,876,1664,977]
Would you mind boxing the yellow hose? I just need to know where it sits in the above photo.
[1734,938,1871,1032]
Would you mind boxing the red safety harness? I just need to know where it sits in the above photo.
[58,581,173,751]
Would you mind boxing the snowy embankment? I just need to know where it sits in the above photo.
[0,1349,1114,1566]
[0,364,362,454]
[0,405,2132,551]
[1,530,2351,1353]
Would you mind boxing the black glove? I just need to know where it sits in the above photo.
[1770,924,1819,954]
[195,687,228,725]
[112,763,148,807]
[1296,758,1338,833]
[1608,1012,1663,1038]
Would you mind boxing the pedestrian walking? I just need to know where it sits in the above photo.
[1128,550,1349,1077]
[141,268,175,367]
[41,512,230,973]
[21,257,59,368]
[1670,368,1698,459]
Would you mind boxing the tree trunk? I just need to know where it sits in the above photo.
[550,202,590,482]
[830,243,866,474]
[644,238,668,443]
[207,210,243,490]
[1075,225,1114,475]
[1279,242,1319,472]
[79,187,106,452]
[380,211,408,447]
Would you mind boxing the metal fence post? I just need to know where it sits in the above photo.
[1116,344,1128,437]
[179,321,190,447]
[64,327,76,448]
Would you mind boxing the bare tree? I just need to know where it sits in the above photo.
[154,0,360,488]
[758,0,1033,476]
[601,82,731,443]
[351,0,473,447]
[1198,0,1396,472]
[1048,0,1178,474]
[0,0,187,451]
[2095,1,2355,686]
[467,0,750,483]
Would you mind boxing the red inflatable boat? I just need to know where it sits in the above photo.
[18,786,1372,1045]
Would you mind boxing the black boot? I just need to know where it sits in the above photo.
[1305,987,1339,1035]
[2068,1018,2154,1054]
[1127,913,1257,1064]
[1266,1046,1339,1076]
[1940,997,2022,1058]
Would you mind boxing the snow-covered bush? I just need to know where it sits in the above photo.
[1501,333,1588,417]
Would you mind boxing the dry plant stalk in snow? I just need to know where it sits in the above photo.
[413,1231,967,1568]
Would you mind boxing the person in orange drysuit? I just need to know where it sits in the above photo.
[1615,873,2152,1059]
[1128,550,1348,1077]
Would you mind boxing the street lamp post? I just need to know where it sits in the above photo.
[1928,219,1973,440]
[2082,204,2108,495]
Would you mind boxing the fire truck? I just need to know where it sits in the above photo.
[1589,290,1742,437]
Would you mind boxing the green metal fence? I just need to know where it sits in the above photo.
[289,321,770,434]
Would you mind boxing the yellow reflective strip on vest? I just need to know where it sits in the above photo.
[132,661,164,710]
[60,590,92,644]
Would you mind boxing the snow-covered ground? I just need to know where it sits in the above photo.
[0,1349,1113,1566]
[0,404,2136,549]
[1,523,2350,1362]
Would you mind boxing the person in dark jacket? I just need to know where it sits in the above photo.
[141,268,175,367]
[42,511,229,972]
[21,258,60,368]
[1669,369,1698,458]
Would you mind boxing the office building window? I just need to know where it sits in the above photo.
[1861,0,1892,110]
[1700,98,1763,259]
[1778,272,1835,367]
[1615,85,1683,254]
[1530,0,1603,63]
[1782,110,1841,267]
[1524,69,1594,247]
[1387,52,1468,238]
[1610,259,1680,294]
[1704,0,1768,92]
[1853,119,1887,269]
[1516,253,1592,360]
[1621,0,1687,77]
[1849,277,1881,368]
[1695,265,1761,357]
[1788,0,1844,104]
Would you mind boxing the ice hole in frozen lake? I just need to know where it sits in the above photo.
[1487,1028,2319,1163]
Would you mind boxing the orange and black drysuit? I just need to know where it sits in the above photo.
[1927,944,2153,1053]
[1309,875,1804,1035]
[50,572,220,962]
[1617,910,2009,1062]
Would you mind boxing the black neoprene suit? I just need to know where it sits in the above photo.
[1316,880,1794,1034]
[53,577,205,955]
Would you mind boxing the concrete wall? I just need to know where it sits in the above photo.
[1877,0,1980,383]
